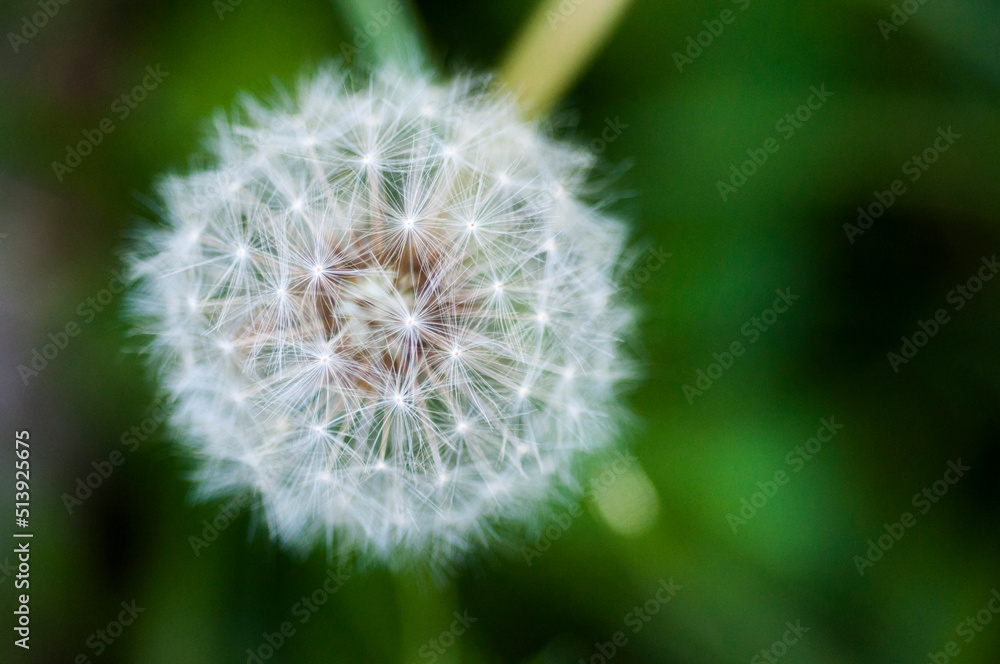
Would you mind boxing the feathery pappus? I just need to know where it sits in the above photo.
[126,64,636,569]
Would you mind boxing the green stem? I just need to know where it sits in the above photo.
[333,0,431,71]
[499,0,633,118]
[394,572,464,664]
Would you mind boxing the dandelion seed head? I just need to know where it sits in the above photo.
[125,64,635,570]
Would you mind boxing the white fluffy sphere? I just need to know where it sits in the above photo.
[127,65,634,567]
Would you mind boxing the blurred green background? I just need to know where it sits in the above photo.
[2,0,999,662]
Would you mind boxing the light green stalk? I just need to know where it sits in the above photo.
[499,0,634,117]
[333,0,431,71]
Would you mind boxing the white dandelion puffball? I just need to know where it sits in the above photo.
[127,65,635,566]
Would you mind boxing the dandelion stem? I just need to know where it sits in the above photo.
[394,572,463,663]
[499,0,633,118]
[333,0,431,71]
